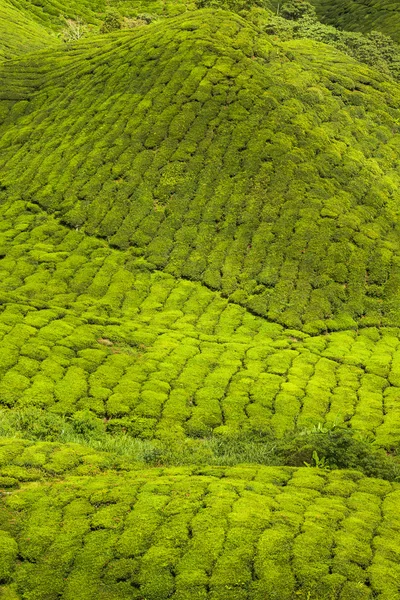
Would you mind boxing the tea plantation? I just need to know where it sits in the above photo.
[1,0,400,598]
[311,0,400,42]
[0,0,56,60]
[1,438,400,600]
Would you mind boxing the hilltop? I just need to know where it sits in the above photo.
[2,11,400,334]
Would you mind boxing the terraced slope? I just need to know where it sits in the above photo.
[0,0,198,61]
[1,11,400,334]
[1,439,400,600]
[2,2,400,598]
[312,0,400,42]
[7,0,105,30]
[4,0,196,37]
[0,0,55,60]
[2,194,400,446]
[3,219,400,449]
[1,11,400,448]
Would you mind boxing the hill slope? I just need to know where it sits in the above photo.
[1,439,400,600]
[2,2,400,598]
[1,197,400,446]
[0,0,56,60]
[312,0,400,42]
[1,11,400,333]
[1,11,400,449]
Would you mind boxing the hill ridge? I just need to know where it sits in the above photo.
[1,11,400,333]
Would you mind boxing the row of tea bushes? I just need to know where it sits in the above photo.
[0,0,55,60]
[312,0,400,42]
[1,285,400,444]
[1,11,400,331]
[0,437,135,483]
[0,454,399,599]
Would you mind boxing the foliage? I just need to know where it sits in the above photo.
[279,425,400,481]
[279,0,316,20]
[196,0,269,12]
[100,10,122,33]
[311,0,400,42]
[264,7,400,81]
[2,409,400,482]
[62,17,88,41]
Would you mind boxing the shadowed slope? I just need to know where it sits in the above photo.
[0,0,55,60]
[1,10,400,333]
[312,0,400,42]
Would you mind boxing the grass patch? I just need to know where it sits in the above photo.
[1,408,399,481]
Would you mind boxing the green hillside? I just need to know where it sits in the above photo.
[2,197,400,447]
[3,0,196,39]
[312,0,400,42]
[1,11,400,448]
[0,0,56,60]
[7,0,104,29]
[1,438,400,600]
[0,0,198,61]
[2,0,400,597]
[2,11,400,333]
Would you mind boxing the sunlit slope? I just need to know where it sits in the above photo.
[1,199,400,446]
[312,0,400,42]
[6,0,104,30]
[6,0,196,33]
[0,0,55,60]
[1,11,400,333]
[1,442,400,600]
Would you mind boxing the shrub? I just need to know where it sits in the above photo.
[278,425,400,481]
[100,10,122,34]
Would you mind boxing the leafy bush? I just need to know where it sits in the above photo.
[279,424,400,481]
[280,0,316,20]
[195,0,269,11]
[100,10,122,33]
